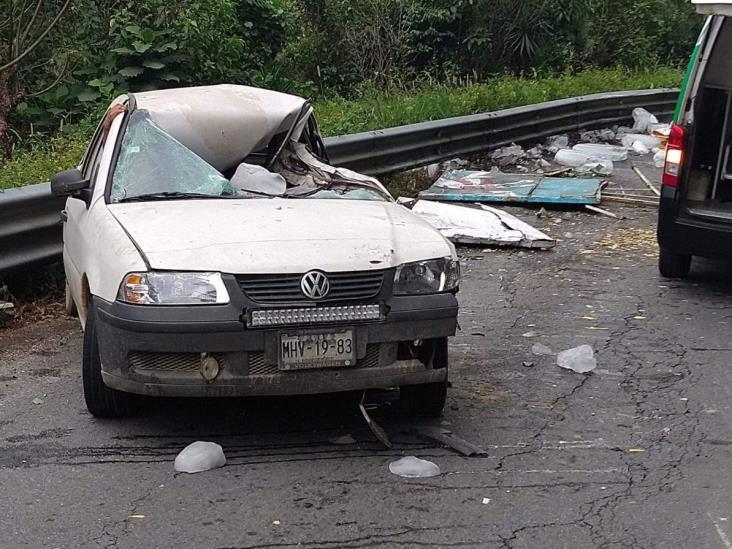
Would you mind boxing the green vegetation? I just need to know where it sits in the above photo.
[0,66,682,190]
[0,0,700,188]
[317,67,683,135]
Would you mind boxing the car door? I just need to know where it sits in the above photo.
[63,120,106,316]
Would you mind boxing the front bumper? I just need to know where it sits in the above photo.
[93,287,458,397]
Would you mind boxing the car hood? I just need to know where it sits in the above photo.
[107,198,454,273]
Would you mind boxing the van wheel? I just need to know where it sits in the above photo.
[659,248,691,278]
[83,306,137,418]
[400,338,448,417]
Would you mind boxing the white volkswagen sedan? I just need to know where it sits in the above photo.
[52,85,459,418]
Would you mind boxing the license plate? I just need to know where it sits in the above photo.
[279,329,355,370]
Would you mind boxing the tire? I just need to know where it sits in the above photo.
[83,306,137,418]
[400,337,448,417]
[64,282,78,317]
[659,247,691,278]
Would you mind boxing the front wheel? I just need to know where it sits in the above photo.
[659,247,691,278]
[82,306,137,418]
[400,337,448,417]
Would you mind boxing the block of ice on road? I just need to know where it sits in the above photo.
[389,456,441,478]
[632,107,659,133]
[531,343,554,356]
[554,149,590,167]
[576,158,613,176]
[557,345,597,373]
[174,441,226,473]
[631,140,650,155]
[621,133,662,150]
[572,144,628,162]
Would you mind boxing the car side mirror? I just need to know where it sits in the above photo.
[51,169,90,198]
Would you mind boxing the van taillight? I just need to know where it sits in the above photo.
[662,123,686,188]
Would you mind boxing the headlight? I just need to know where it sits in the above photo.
[393,257,460,295]
[118,272,230,305]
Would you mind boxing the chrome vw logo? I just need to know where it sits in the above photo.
[301,271,330,299]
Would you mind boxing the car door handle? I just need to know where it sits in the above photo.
[60,210,68,223]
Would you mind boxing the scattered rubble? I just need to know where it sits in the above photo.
[490,144,526,168]
[389,456,441,478]
[546,134,569,153]
[174,441,226,473]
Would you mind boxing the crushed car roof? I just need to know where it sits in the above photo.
[129,84,309,172]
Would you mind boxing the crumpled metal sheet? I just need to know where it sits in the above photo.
[132,84,308,173]
[419,169,602,205]
[409,200,555,249]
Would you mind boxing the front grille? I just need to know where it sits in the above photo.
[247,352,275,375]
[129,352,200,372]
[238,270,385,304]
[356,344,381,369]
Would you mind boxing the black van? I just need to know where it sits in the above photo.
[658,9,732,277]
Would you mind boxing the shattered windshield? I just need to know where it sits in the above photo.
[111,111,234,203]
[110,110,389,203]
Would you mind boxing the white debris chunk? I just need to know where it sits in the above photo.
[555,149,613,174]
[554,149,591,167]
[653,149,666,168]
[410,200,555,249]
[572,143,628,162]
[174,441,226,473]
[531,343,554,356]
[389,456,441,478]
[631,108,659,133]
[557,345,597,374]
[576,158,613,176]
[631,140,650,155]
[230,163,286,195]
[426,163,441,179]
[621,133,662,150]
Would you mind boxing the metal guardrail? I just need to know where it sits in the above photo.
[0,183,64,273]
[0,88,678,274]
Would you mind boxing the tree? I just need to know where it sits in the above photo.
[0,0,71,154]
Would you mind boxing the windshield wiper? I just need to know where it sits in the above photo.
[119,191,234,202]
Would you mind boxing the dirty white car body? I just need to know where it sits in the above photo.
[52,85,459,418]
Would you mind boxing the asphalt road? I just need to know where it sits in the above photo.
[2,160,732,549]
